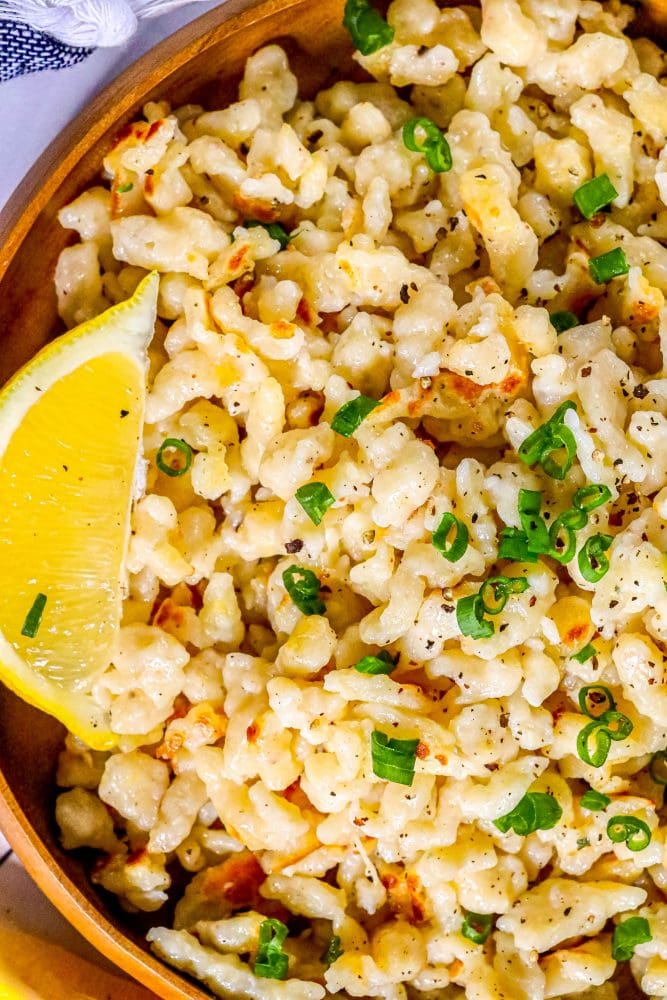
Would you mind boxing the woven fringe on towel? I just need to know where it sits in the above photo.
[0,0,214,49]
[0,19,92,81]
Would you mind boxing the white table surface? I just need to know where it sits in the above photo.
[0,1,221,984]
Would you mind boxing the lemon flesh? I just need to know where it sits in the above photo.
[0,922,156,1000]
[0,272,158,749]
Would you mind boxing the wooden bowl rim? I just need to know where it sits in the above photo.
[0,0,319,996]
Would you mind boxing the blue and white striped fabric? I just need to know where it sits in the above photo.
[0,19,92,82]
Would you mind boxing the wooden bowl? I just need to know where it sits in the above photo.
[0,2,666,998]
[0,2,351,997]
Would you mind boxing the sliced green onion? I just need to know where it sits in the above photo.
[573,484,612,513]
[541,425,578,481]
[254,918,290,980]
[577,720,612,767]
[578,684,616,719]
[295,482,335,526]
[331,395,380,437]
[343,0,394,55]
[21,592,47,639]
[354,650,397,675]
[244,219,290,250]
[612,916,652,962]
[607,815,651,852]
[549,507,588,564]
[518,432,549,468]
[479,580,507,616]
[371,731,419,786]
[649,750,667,785]
[601,710,633,741]
[550,310,579,334]
[458,577,528,639]
[518,402,577,481]
[581,788,611,811]
[500,576,530,594]
[402,117,453,173]
[573,174,618,219]
[479,576,529,615]
[494,792,562,835]
[461,911,494,945]
[320,934,342,967]
[578,533,613,583]
[498,528,539,563]
[456,594,494,639]
[572,643,598,664]
[504,576,531,595]
[559,507,589,530]
[116,182,134,193]
[432,512,468,563]
[589,247,629,284]
[282,565,325,616]
[577,709,632,767]
[549,503,589,563]
[156,438,193,477]
[518,489,550,554]
[548,515,577,564]
[517,401,575,466]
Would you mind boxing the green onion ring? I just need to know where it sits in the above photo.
[578,684,616,719]
[577,720,613,767]
[573,484,612,513]
[607,815,651,852]
[578,533,613,583]
[649,750,667,785]
[432,512,469,563]
[456,594,494,639]
[156,438,193,477]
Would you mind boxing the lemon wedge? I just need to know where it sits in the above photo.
[0,922,156,999]
[0,272,158,750]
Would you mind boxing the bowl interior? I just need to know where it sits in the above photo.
[0,1,665,998]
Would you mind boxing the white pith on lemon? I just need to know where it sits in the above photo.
[0,272,158,750]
